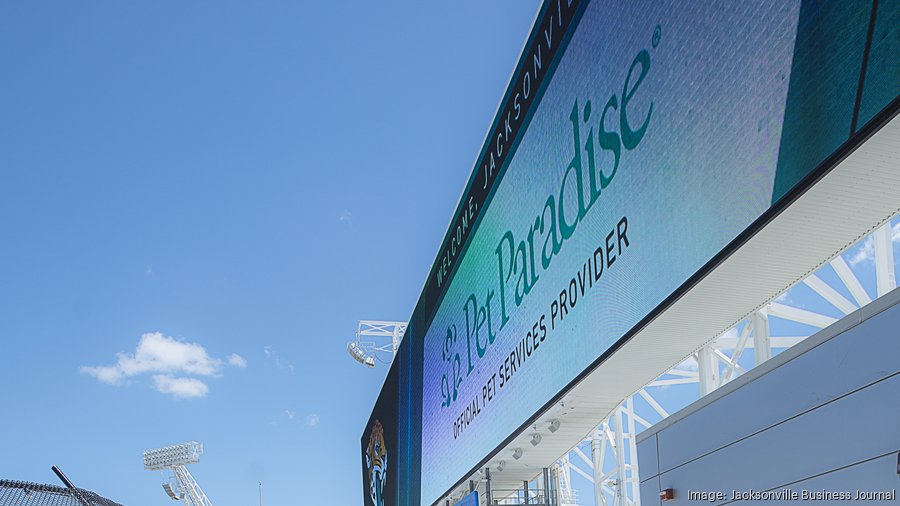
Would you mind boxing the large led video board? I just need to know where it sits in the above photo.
[414,0,899,503]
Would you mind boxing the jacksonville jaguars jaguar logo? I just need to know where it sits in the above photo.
[365,420,387,506]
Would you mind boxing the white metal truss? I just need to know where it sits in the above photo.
[557,402,642,506]
[348,320,408,367]
[171,466,214,506]
[555,455,579,506]
[506,219,900,505]
[358,320,407,355]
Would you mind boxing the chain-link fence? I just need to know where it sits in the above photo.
[0,480,124,506]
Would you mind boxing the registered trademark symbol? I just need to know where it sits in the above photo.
[652,25,661,48]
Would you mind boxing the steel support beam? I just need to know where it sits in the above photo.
[750,310,772,365]
[873,223,897,296]
[625,397,640,506]
[767,302,837,328]
[696,346,719,396]
[803,274,858,314]
[591,429,603,506]
[830,256,872,306]
[612,408,627,506]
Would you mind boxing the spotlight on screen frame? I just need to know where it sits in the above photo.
[548,419,561,433]
[347,341,375,367]
[512,448,523,460]
[530,433,542,447]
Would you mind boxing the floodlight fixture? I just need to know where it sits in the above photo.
[144,441,202,470]
[163,483,182,501]
[512,448,523,460]
[548,419,561,433]
[496,460,506,472]
[530,433,542,447]
[347,341,375,367]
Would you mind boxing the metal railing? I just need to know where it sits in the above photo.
[489,489,550,505]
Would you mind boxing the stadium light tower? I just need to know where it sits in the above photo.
[143,441,213,506]
[346,320,407,368]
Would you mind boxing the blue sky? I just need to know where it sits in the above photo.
[2,2,899,506]
[0,1,540,505]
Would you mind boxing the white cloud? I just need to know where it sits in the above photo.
[81,365,123,384]
[263,346,295,374]
[339,209,353,227]
[848,237,874,266]
[81,332,243,399]
[846,221,900,267]
[677,356,699,372]
[81,332,222,384]
[153,375,209,399]
[267,410,318,428]
[228,353,247,368]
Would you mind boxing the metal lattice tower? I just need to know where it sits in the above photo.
[143,441,213,506]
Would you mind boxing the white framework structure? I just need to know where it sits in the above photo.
[144,441,214,506]
[539,220,897,506]
[347,320,407,368]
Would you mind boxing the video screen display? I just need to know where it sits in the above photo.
[415,0,897,503]
[422,0,800,502]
